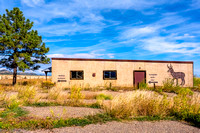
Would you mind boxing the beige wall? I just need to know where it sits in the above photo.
[52,60,193,88]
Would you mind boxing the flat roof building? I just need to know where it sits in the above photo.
[52,58,193,88]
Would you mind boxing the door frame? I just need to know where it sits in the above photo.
[133,70,146,87]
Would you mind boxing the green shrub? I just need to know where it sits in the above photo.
[41,81,55,89]
[139,81,148,89]
[176,88,193,96]
[0,107,28,118]
[193,76,200,87]
[161,78,188,94]
[192,76,200,91]
[171,89,200,126]
[162,78,174,90]
[0,113,116,129]
[18,80,37,86]
[95,94,113,100]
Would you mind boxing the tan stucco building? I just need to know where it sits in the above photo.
[52,58,193,88]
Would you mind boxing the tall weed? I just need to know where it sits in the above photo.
[17,86,36,104]
[103,91,172,118]
[69,86,84,106]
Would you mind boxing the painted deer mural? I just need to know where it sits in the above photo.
[167,64,185,86]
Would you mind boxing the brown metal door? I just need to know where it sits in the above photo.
[134,71,146,87]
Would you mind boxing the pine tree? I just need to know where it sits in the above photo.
[0,7,50,85]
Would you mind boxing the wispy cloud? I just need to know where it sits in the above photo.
[48,50,115,59]
[37,22,105,36]
[120,26,158,39]
[21,0,45,7]
[43,38,70,43]
[1,0,200,74]
[141,37,200,55]
[118,13,200,56]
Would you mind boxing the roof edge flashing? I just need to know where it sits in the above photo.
[51,58,193,64]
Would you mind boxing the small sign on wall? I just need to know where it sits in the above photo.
[148,74,158,84]
[57,75,66,82]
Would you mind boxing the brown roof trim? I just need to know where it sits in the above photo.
[51,58,193,64]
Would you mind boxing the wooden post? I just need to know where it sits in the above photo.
[45,71,48,81]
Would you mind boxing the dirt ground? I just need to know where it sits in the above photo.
[16,121,200,133]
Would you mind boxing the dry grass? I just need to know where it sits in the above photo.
[0,78,199,125]
[103,90,172,118]
[84,93,98,100]
[47,87,69,104]
[103,89,200,125]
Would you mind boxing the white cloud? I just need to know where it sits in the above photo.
[36,22,106,36]
[21,0,45,7]
[43,38,70,43]
[47,50,115,59]
[117,13,200,56]
[141,37,200,55]
[20,0,180,36]
[119,13,188,39]
[190,0,200,10]
[120,26,158,39]
[172,33,195,40]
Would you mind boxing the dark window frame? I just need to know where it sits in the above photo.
[103,70,117,80]
[70,70,84,80]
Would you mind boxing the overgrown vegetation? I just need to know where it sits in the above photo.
[103,91,172,118]
[68,86,85,106]
[0,78,200,130]
[193,76,200,91]
[95,94,113,100]
[0,113,116,130]
[103,90,200,126]
[17,86,36,104]
[41,81,55,90]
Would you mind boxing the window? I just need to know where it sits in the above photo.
[70,71,84,80]
[103,70,117,80]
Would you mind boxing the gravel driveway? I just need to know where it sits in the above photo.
[17,121,200,133]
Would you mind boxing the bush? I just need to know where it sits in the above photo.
[18,80,37,86]
[171,89,200,125]
[161,78,188,94]
[162,78,174,90]
[193,76,200,87]
[95,94,113,100]
[139,82,148,89]
[0,107,28,118]
[41,81,55,89]
[192,76,200,91]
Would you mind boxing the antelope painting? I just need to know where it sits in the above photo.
[167,64,185,86]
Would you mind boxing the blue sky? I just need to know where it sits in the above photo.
[0,0,200,75]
